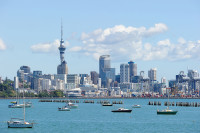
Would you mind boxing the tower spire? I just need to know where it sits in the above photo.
[61,18,63,41]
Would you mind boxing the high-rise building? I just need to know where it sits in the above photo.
[20,66,31,74]
[148,68,157,81]
[33,71,42,78]
[57,22,68,75]
[120,64,129,83]
[188,69,199,79]
[90,71,99,85]
[79,74,88,85]
[99,55,115,87]
[128,61,137,81]
[17,69,24,82]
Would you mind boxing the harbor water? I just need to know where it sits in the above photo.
[0,98,200,133]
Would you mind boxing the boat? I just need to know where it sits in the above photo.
[67,102,78,109]
[8,88,32,108]
[102,101,113,106]
[58,106,70,111]
[111,108,132,113]
[7,118,33,128]
[8,102,32,108]
[102,103,113,106]
[132,105,141,108]
[157,94,178,115]
[7,90,34,128]
[157,107,178,115]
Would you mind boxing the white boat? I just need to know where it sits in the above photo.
[132,105,141,108]
[7,89,34,128]
[58,106,70,111]
[67,102,78,109]
[111,108,132,113]
[8,102,32,108]
[8,88,32,108]
[7,118,33,128]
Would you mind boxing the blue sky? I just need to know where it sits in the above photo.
[0,0,200,82]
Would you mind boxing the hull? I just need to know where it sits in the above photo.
[8,104,32,108]
[69,105,78,109]
[102,104,113,106]
[157,111,178,115]
[58,107,70,111]
[132,105,141,108]
[7,122,33,128]
[112,110,132,113]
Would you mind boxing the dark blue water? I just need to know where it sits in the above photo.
[0,99,200,133]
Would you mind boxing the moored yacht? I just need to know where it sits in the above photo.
[157,107,178,115]
[7,118,33,128]
[111,108,132,113]
[67,102,78,109]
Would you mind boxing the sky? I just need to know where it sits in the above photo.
[0,0,200,82]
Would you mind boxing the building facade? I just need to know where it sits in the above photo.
[120,64,129,83]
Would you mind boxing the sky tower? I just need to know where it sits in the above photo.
[57,22,68,75]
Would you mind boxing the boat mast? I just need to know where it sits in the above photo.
[23,81,25,122]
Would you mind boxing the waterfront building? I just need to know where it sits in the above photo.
[90,71,99,85]
[20,66,31,74]
[79,74,88,85]
[98,78,101,88]
[120,64,129,83]
[41,79,51,90]
[14,76,19,90]
[54,74,67,84]
[99,55,111,87]
[57,23,68,75]
[42,74,54,80]
[148,68,157,81]
[67,74,80,88]
[99,55,115,87]
[128,61,137,82]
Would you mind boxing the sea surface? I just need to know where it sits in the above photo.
[0,98,200,133]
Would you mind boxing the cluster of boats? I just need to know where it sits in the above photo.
[7,97,178,128]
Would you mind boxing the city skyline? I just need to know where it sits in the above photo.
[0,0,200,81]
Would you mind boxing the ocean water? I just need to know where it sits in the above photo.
[0,98,200,133]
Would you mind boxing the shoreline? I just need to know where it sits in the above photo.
[1,97,200,100]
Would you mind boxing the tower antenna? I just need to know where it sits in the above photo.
[61,18,63,41]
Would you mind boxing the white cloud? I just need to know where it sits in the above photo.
[0,38,6,50]
[31,39,69,53]
[69,23,200,61]
[69,46,82,52]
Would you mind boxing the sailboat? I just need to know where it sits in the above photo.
[157,93,178,115]
[7,90,34,128]
[8,88,32,108]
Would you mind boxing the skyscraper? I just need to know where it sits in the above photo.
[90,71,99,85]
[120,64,129,83]
[57,22,68,75]
[148,68,157,81]
[99,55,115,88]
[128,61,137,82]
[99,55,111,87]
[20,66,31,74]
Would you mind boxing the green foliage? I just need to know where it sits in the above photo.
[38,90,64,98]
[0,81,15,98]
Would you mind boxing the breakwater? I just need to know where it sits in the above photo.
[148,101,200,107]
